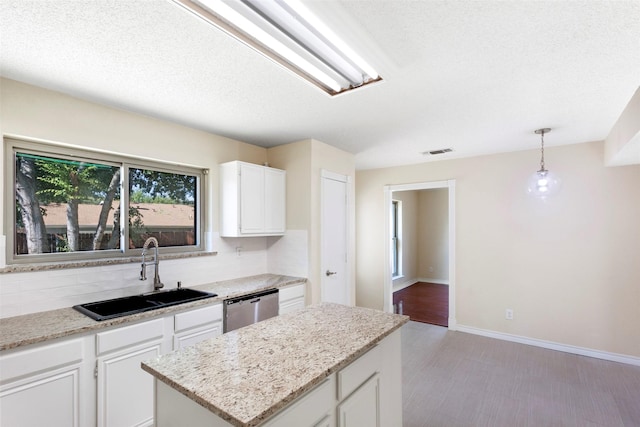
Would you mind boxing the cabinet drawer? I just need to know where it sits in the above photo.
[174,323,222,350]
[174,303,222,333]
[96,318,164,356]
[279,298,305,315]
[0,339,84,383]
[337,344,381,401]
[279,284,305,302]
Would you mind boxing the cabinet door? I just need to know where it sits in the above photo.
[97,343,161,427]
[314,414,335,427]
[0,338,88,427]
[1,369,80,427]
[337,374,380,427]
[239,163,265,234]
[264,168,286,233]
[96,319,166,427]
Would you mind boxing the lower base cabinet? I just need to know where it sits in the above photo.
[1,292,304,427]
[278,283,306,315]
[96,318,171,427]
[0,336,94,427]
[263,376,336,427]
[97,344,163,427]
[173,303,223,351]
[337,373,380,427]
[153,329,402,427]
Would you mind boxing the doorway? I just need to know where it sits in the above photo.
[383,180,456,330]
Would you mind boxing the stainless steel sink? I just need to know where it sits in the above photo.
[74,288,217,321]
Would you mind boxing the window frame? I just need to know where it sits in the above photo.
[4,137,207,265]
[391,199,402,278]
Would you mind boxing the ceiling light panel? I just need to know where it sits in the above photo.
[172,0,382,95]
[246,0,362,83]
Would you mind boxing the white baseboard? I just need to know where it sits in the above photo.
[393,278,450,292]
[416,277,449,285]
[392,277,416,292]
[456,324,640,367]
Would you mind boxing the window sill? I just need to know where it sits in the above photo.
[0,251,218,274]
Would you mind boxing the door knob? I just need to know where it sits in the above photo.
[326,270,337,276]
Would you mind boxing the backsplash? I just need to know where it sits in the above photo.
[0,230,308,318]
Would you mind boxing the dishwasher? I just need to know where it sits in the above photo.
[223,288,279,333]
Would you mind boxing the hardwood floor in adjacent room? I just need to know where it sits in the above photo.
[393,282,448,327]
[401,321,640,427]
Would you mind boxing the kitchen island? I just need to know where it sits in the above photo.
[142,303,409,427]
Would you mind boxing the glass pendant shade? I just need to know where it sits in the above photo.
[527,169,560,199]
[527,128,560,199]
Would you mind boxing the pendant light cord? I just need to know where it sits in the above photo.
[540,130,546,172]
[535,128,551,173]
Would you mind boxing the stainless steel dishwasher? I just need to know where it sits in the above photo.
[223,288,279,333]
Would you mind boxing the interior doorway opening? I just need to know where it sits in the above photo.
[383,180,456,330]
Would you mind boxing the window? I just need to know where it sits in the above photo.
[391,199,402,278]
[6,138,206,264]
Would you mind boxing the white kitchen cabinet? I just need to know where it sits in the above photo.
[173,303,223,350]
[220,161,286,237]
[262,376,335,427]
[336,340,382,427]
[334,329,402,427]
[279,283,306,315]
[152,328,403,427]
[0,336,94,427]
[96,318,171,427]
[337,374,380,427]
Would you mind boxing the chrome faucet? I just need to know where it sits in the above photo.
[140,237,164,291]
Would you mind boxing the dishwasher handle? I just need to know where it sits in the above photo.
[224,288,279,305]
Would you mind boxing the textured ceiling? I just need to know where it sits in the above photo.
[1,0,639,169]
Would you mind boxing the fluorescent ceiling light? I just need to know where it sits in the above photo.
[172,0,383,95]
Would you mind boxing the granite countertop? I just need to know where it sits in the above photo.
[0,274,306,351]
[142,303,409,427]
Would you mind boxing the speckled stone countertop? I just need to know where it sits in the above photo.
[142,303,409,427]
[0,274,305,351]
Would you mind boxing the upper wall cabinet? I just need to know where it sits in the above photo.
[220,161,286,237]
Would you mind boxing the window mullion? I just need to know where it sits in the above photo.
[121,164,129,256]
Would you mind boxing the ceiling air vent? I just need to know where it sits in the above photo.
[422,148,453,156]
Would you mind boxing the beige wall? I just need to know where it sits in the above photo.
[268,139,356,305]
[356,142,640,357]
[267,141,312,230]
[0,78,274,316]
[417,189,449,281]
[0,77,266,239]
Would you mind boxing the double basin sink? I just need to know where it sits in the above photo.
[74,288,217,321]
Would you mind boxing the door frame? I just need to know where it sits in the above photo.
[320,169,353,305]
[383,180,456,330]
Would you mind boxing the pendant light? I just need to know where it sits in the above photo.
[527,128,561,199]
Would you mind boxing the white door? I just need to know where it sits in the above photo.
[321,171,350,305]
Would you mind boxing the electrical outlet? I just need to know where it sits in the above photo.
[236,247,242,257]
[505,309,513,320]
